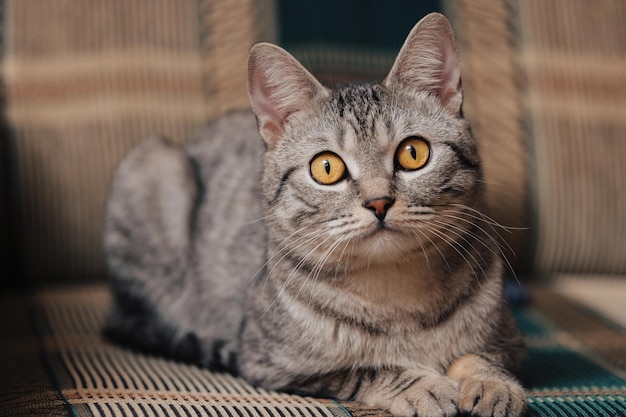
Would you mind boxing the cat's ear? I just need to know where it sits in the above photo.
[384,13,462,116]
[248,43,328,148]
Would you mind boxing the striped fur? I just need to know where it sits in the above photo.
[104,13,525,417]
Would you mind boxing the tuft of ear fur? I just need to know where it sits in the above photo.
[384,13,463,116]
[247,43,328,148]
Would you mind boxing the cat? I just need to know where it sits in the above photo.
[104,12,526,417]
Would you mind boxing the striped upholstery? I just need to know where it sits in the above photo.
[0,286,378,417]
[446,0,626,274]
[2,284,625,416]
[1,0,265,284]
[2,2,626,417]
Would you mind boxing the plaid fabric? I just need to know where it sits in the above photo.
[3,0,625,284]
[0,286,362,417]
[1,0,264,285]
[446,0,626,274]
[1,284,625,417]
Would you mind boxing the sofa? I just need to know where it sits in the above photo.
[2,1,625,416]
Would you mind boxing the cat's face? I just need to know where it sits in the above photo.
[248,13,482,268]
[262,82,481,265]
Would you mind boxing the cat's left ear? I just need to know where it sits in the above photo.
[248,43,328,148]
[384,13,462,116]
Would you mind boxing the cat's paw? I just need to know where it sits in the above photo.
[386,375,458,417]
[457,375,526,417]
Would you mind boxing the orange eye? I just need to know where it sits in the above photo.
[310,152,346,185]
[395,137,430,171]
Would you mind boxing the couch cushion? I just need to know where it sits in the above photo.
[446,0,626,274]
[1,0,263,285]
[1,284,625,416]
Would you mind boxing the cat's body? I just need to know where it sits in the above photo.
[104,13,526,417]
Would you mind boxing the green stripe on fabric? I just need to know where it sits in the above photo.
[516,294,626,417]
[331,400,355,417]
[528,395,626,417]
[514,307,550,337]
[521,347,626,390]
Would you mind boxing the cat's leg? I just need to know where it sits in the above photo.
[278,367,459,417]
[447,354,526,417]
[350,368,459,417]
[104,137,200,361]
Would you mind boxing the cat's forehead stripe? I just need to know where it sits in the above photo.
[332,83,388,142]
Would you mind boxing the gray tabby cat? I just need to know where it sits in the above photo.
[104,13,526,417]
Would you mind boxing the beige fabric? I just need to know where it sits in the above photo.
[0,285,382,417]
[518,1,626,273]
[445,1,530,270]
[548,274,626,328]
[2,0,258,283]
[447,0,626,274]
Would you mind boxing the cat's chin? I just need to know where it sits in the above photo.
[353,226,416,260]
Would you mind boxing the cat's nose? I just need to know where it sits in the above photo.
[364,197,395,221]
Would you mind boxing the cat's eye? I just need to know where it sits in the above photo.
[395,137,430,171]
[310,152,346,185]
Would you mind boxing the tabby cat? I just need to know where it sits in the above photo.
[104,13,526,417]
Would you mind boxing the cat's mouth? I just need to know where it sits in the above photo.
[364,221,397,238]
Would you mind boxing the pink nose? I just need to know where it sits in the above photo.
[364,197,395,221]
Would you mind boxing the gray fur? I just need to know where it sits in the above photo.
[104,13,526,417]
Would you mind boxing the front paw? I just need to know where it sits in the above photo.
[386,374,458,417]
[458,375,526,417]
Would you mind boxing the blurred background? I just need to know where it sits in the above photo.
[1,0,625,313]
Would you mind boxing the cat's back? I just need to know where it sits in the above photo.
[185,110,264,181]
[184,109,267,296]
[104,110,267,368]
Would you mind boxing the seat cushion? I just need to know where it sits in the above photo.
[1,284,625,416]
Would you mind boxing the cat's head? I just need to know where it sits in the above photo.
[247,13,483,266]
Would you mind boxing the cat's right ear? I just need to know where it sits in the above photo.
[384,13,463,116]
[248,43,327,148]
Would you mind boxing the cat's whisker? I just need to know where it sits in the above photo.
[436,208,521,284]
[243,213,277,225]
[437,212,514,259]
[260,231,338,320]
[430,218,489,279]
[435,206,517,258]
[433,216,500,261]
[333,236,354,280]
[415,226,452,273]
[406,228,432,271]
[448,204,528,232]
[283,232,341,295]
[245,224,324,290]
[249,215,355,290]
[265,217,362,310]
[300,235,348,307]
[422,222,486,283]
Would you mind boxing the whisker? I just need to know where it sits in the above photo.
[435,207,517,260]
[448,204,528,231]
[245,224,321,289]
[430,218,489,278]
[436,206,521,285]
[245,215,356,289]
[433,216,501,260]
[300,235,347,305]
[259,230,339,320]
[414,226,452,273]
[408,228,432,270]
[422,222,486,282]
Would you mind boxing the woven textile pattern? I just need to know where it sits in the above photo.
[0,287,356,417]
[447,0,626,274]
[2,0,257,284]
[1,285,625,417]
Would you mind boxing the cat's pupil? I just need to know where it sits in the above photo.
[324,160,331,174]
[409,146,417,160]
